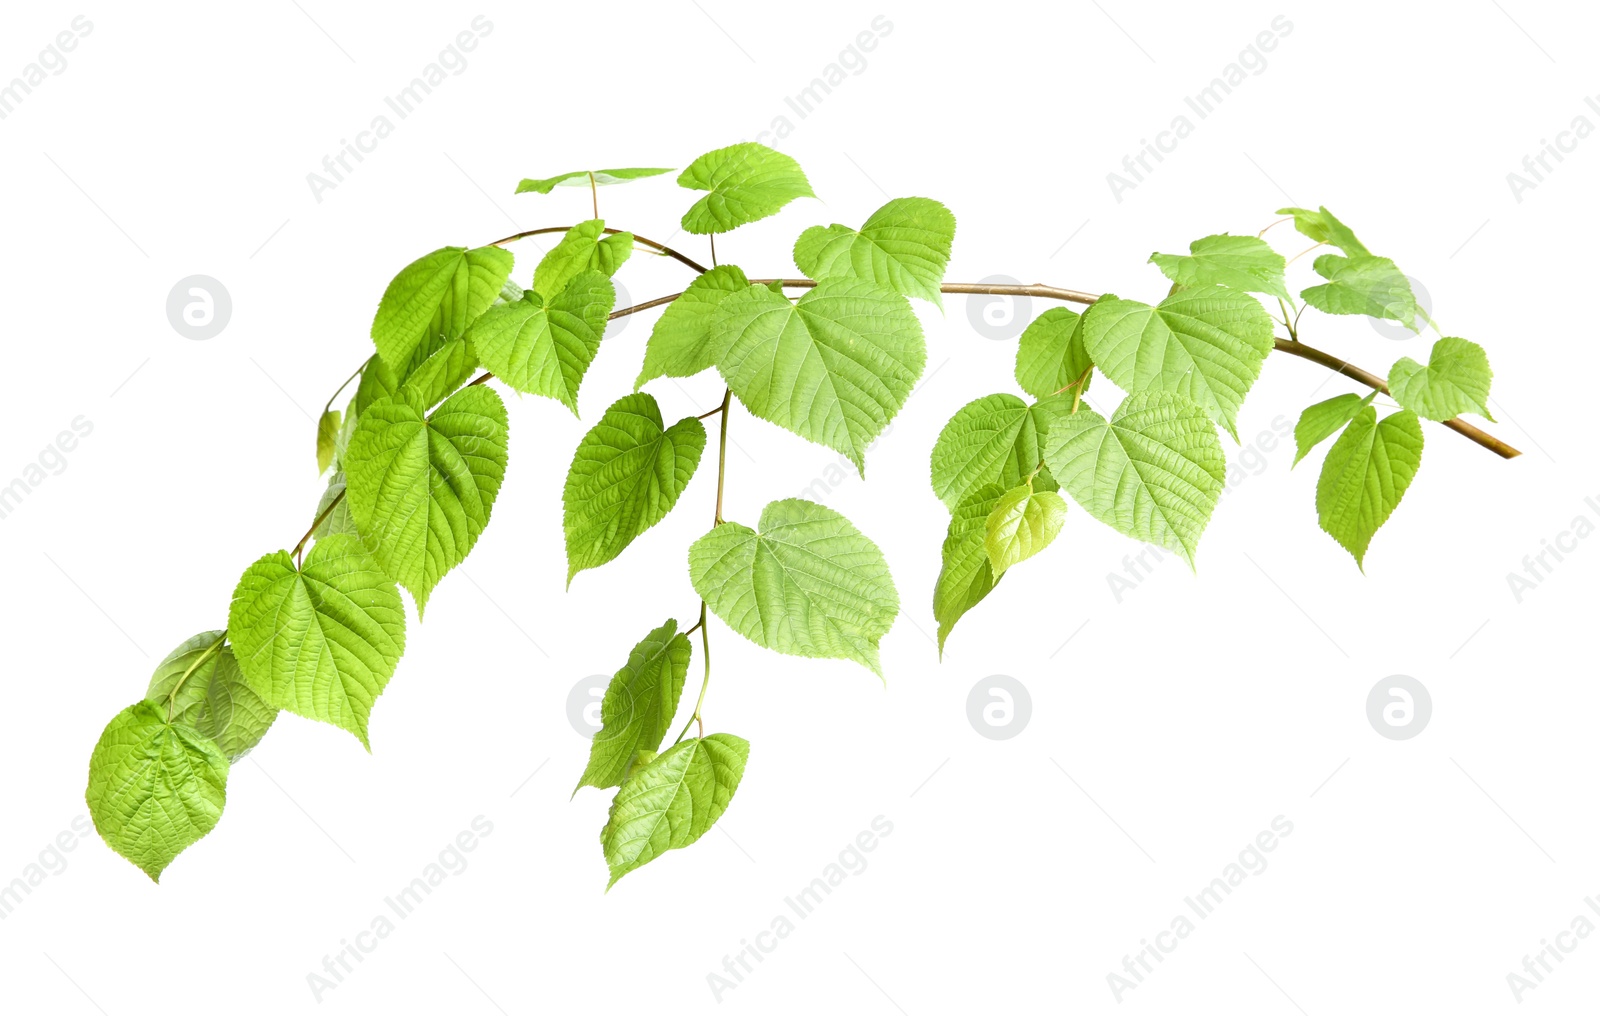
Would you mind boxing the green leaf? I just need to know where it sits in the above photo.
[1299,254,1418,331]
[1293,391,1377,466]
[635,265,750,387]
[792,197,956,307]
[1078,287,1274,439]
[496,277,525,305]
[1276,206,1370,257]
[370,246,513,368]
[563,393,706,584]
[516,167,673,194]
[1040,391,1226,566]
[929,394,1058,511]
[86,701,229,881]
[144,632,277,761]
[1316,407,1424,569]
[933,484,1007,655]
[398,337,476,409]
[984,481,1067,576]
[464,273,615,413]
[575,620,691,794]
[354,357,399,417]
[712,280,925,473]
[316,410,341,474]
[311,471,360,540]
[1149,234,1290,301]
[344,385,509,611]
[532,219,633,302]
[334,396,359,466]
[600,733,748,888]
[1015,308,1092,402]
[689,499,899,676]
[678,143,815,235]
[1388,337,1494,422]
[622,749,657,782]
[228,534,406,749]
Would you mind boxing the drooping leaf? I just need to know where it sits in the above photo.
[1388,337,1494,422]
[678,143,814,234]
[1015,308,1093,402]
[564,393,706,584]
[311,471,360,540]
[532,219,633,302]
[344,385,509,611]
[933,484,1007,654]
[689,499,899,675]
[600,733,748,888]
[228,534,406,749]
[85,701,229,881]
[398,337,476,409]
[464,273,615,413]
[334,395,359,465]
[929,394,1059,511]
[1316,407,1424,569]
[1276,206,1370,257]
[712,280,925,473]
[1040,391,1226,566]
[984,482,1067,576]
[575,620,691,794]
[1300,254,1418,331]
[634,265,750,387]
[354,356,400,417]
[792,197,956,307]
[144,632,277,761]
[1149,234,1290,301]
[370,246,513,368]
[1293,391,1377,466]
[316,410,341,474]
[1078,287,1274,439]
[516,167,673,194]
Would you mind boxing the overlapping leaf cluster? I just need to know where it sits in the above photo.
[931,209,1497,650]
[82,144,1500,887]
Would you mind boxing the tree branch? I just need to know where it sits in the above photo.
[742,280,1517,458]
[461,279,1521,460]
[1271,338,1519,459]
[402,222,1522,462]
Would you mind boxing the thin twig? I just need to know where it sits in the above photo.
[1271,338,1519,458]
[322,358,369,416]
[713,388,732,523]
[486,225,710,274]
[293,489,346,564]
[464,281,1520,459]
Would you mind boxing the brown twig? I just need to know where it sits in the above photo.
[1271,338,1519,458]
[486,225,710,274]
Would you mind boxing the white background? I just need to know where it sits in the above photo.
[0,1,1594,1012]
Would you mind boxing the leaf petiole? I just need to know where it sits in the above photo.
[165,632,226,724]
